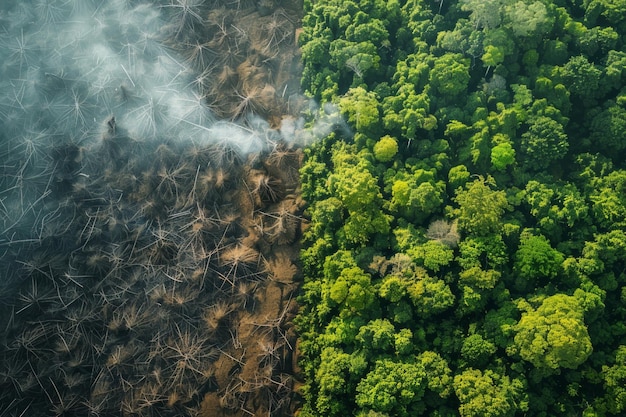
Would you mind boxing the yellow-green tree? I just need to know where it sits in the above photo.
[453,368,528,417]
[451,175,510,236]
[511,294,593,371]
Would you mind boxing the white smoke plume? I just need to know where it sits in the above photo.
[0,0,316,243]
[1,0,213,144]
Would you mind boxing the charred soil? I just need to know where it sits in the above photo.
[0,1,306,416]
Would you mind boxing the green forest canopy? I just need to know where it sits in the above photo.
[295,0,626,415]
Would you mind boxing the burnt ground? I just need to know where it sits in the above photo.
[0,1,308,416]
[173,0,306,125]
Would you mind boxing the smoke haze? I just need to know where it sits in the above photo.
[0,2,311,415]
[0,0,309,254]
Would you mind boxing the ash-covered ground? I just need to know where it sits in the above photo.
[0,1,310,416]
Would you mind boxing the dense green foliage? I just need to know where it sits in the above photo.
[296,0,626,415]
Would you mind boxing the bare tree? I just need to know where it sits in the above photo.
[220,244,261,279]
[202,301,233,332]
[160,0,206,39]
[263,254,297,284]
[426,219,460,247]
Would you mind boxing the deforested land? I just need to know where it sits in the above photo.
[0,1,306,416]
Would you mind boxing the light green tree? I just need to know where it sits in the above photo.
[514,230,564,287]
[589,170,626,229]
[458,267,501,313]
[395,328,414,356]
[453,368,528,417]
[491,142,516,171]
[340,207,391,247]
[314,344,369,415]
[315,346,352,415]
[418,351,453,397]
[328,266,376,313]
[356,318,396,352]
[437,19,485,58]
[328,147,391,246]
[406,272,455,316]
[523,181,589,239]
[356,358,427,417]
[407,240,455,273]
[458,235,509,269]
[460,266,500,290]
[482,45,505,68]
[373,135,398,162]
[504,1,553,39]
[511,294,593,371]
[461,334,497,367]
[338,86,382,135]
[389,169,445,222]
[452,175,510,236]
[460,0,508,29]
[429,53,471,97]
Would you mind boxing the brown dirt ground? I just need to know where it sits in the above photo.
[192,1,307,416]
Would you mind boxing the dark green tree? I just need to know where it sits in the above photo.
[602,346,626,414]
[590,103,626,154]
[520,116,568,170]
[557,55,602,99]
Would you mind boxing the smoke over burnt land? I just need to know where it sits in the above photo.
[0,1,306,416]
